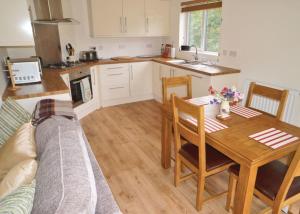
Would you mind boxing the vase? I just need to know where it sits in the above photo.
[220,100,230,116]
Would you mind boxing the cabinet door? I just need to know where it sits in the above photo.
[145,0,170,36]
[89,0,123,37]
[123,0,146,36]
[100,64,130,100]
[153,64,171,102]
[0,0,34,46]
[169,67,188,98]
[130,62,153,97]
[187,71,211,98]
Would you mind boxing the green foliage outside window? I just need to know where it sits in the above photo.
[187,8,221,53]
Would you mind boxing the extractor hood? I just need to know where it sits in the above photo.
[32,0,79,25]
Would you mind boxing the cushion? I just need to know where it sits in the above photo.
[0,180,36,214]
[0,159,37,199]
[0,123,36,180]
[229,161,300,200]
[32,116,97,214]
[179,143,233,171]
[0,97,31,147]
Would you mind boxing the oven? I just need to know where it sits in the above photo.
[69,68,93,107]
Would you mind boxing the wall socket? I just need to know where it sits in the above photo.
[229,50,237,57]
[146,44,152,48]
[118,44,126,49]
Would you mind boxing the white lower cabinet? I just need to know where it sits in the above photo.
[16,93,71,114]
[130,61,153,97]
[99,62,153,107]
[153,63,189,103]
[153,63,239,103]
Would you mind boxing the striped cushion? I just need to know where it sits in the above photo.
[0,180,35,214]
[0,98,31,147]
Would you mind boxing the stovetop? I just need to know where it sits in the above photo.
[45,61,83,69]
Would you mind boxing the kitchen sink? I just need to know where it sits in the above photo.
[168,60,209,69]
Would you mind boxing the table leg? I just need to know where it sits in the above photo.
[161,113,171,169]
[233,164,258,214]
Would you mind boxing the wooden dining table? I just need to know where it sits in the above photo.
[161,96,300,214]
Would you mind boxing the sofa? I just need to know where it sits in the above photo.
[0,98,120,214]
[32,115,121,214]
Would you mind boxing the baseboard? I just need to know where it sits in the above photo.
[102,94,154,107]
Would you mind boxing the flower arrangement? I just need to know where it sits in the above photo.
[208,86,244,105]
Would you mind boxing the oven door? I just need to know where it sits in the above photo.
[70,75,93,106]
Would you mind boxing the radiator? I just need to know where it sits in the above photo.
[242,80,300,126]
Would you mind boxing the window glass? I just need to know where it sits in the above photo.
[206,8,222,52]
[185,8,222,53]
[187,11,203,48]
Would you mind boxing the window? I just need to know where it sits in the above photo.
[186,8,221,53]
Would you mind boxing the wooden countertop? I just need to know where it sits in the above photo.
[153,58,240,76]
[2,71,69,100]
[3,57,240,100]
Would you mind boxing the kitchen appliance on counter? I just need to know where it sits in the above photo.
[46,61,83,69]
[9,57,42,84]
[69,68,93,107]
[79,48,98,62]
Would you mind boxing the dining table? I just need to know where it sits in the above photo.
[161,96,300,214]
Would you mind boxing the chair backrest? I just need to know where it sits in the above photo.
[171,95,206,173]
[162,76,192,105]
[245,82,288,120]
[274,146,300,209]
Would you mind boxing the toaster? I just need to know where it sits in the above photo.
[10,57,42,84]
[79,50,98,62]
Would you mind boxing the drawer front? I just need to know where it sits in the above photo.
[102,84,130,100]
[101,64,129,85]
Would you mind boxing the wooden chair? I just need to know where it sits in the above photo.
[246,82,288,120]
[161,76,192,168]
[171,95,234,210]
[226,146,300,214]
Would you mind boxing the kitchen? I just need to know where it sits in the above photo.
[0,0,240,119]
[1,1,300,213]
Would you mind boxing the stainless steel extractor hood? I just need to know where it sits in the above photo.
[32,0,79,25]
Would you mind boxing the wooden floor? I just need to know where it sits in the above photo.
[80,100,300,214]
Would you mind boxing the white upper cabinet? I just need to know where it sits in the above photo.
[145,0,170,36]
[89,0,170,37]
[123,0,145,36]
[89,0,123,37]
[0,0,34,46]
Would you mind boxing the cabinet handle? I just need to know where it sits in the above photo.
[107,67,123,70]
[124,17,127,33]
[146,17,149,33]
[109,86,125,90]
[130,65,133,80]
[108,73,123,76]
[120,17,123,33]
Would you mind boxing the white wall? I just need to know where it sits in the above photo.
[58,0,166,61]
[0,48,8,105]
[169,0,300,126]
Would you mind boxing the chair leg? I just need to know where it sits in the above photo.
[196,175,205,211]
[226,173,237,211]
[174,156,181,187]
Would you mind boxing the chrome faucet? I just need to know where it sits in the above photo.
[191,45,199,61]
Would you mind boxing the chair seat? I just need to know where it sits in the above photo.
[179,143,233,171]
[229,161,300,200]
